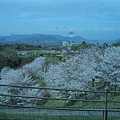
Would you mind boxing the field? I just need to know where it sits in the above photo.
[0,113,119,120]
[0,114,100,120]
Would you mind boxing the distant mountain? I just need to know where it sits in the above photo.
[19,34,62,44]
[5,35,30,41]
[0,34,110,45]
[52,35,89,43]
[0,35,30,44]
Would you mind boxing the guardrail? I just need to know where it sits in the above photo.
[0,84,120,120]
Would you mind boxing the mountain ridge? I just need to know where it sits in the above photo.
[0,34,115,44]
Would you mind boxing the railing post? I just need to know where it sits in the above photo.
[104,88,108,120]
[114,78,117,96]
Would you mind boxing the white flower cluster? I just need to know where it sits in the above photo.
[0,57,46,105]
[0,46,120,104]
[44,46,120,97]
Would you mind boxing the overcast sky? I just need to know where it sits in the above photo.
[0,0,120,41]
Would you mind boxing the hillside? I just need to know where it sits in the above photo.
[0,34,94,45]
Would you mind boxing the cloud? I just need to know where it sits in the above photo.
[1,0,120,17]
[0,0,120,40]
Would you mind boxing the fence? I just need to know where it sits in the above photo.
[0,84,120,120]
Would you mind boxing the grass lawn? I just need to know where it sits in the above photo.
[0,113,103,120]
[0,113,119,120]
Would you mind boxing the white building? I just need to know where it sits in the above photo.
[62,40,73,47]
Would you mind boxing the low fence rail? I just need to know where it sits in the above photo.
[0,84,120,120]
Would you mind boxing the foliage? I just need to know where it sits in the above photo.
[0,43,42,51]
[71,41,90,51]
[45,56,59,64]
[0,47,22,70]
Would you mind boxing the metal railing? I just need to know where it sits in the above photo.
[0,84,120,120]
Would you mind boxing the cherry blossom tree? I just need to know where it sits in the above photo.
[0,46,120,104]
[44,46,120,97]
[0,57,47,106]
[22,57,47,78]
[97,46,120,86]
[44,47,100,98]
[0,66,11,76]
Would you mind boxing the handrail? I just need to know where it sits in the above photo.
[0,93,104,102]
[0,84,106,93]
[0,83,120,120]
